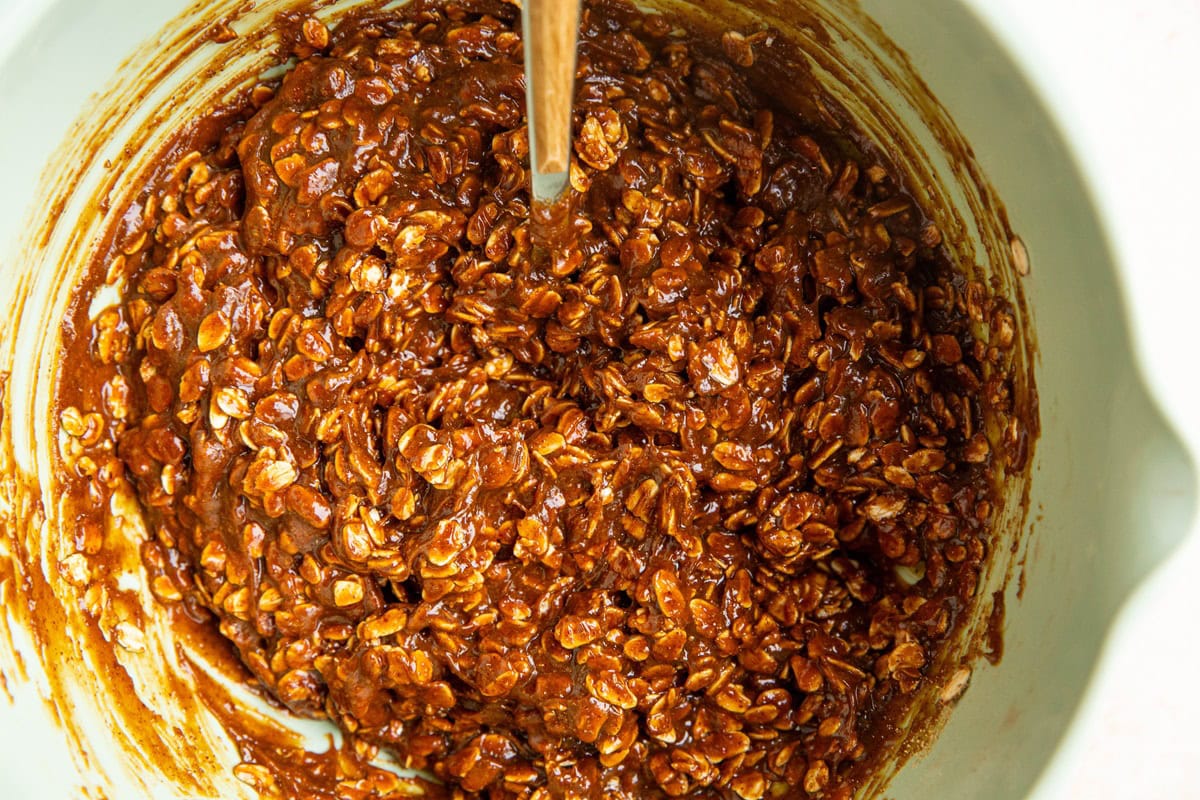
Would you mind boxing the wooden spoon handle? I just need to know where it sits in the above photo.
[523,0,582,201]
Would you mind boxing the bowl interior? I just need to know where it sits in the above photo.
[858,1,1197,797]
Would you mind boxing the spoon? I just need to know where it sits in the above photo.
[522,0,583,255]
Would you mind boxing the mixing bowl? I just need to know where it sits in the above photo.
[0,1,1195,798]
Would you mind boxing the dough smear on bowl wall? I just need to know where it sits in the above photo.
[56,2,1200,800]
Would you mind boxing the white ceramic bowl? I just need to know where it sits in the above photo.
[1,1,1196,798]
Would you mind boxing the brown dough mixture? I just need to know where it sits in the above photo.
[61,1,1027,797]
